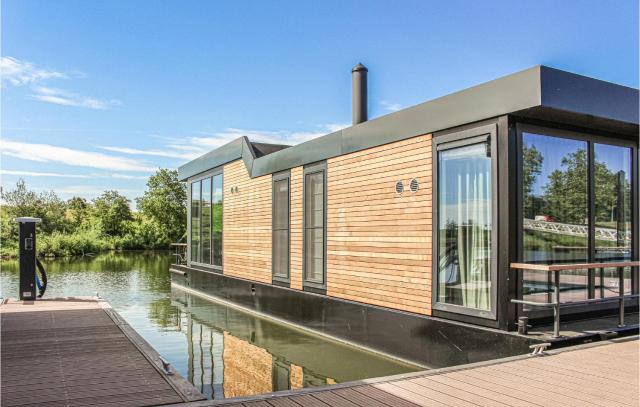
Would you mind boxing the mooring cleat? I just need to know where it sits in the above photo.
[529,342,551,356]
[160,357,173,375]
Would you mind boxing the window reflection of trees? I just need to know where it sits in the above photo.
[521,132,633,304]
[522,136,631,261]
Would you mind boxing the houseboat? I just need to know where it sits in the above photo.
[171,65,638,366]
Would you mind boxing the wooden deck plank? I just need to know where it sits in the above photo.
[387,380,478,407]
[0,298,204,407]
[488,361,636,406]
[331,387,396,407]
[243,401,273,407]
[265,397,302,407]
[408,376,510,407]
[351,385,422,407]
[310,391,361,407]
[373,381,445,406]
[452,367,601,407]
[470,364,619,407]
[514,355,638,386]
[426,373,542,407]
[287,394,331,407]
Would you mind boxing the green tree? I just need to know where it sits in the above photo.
[593,161,630,227]
[544,149,588,224]
[93,190,132,236]
[136,169,186,242]
[1,179,68,234]
[66,197,90,230]
[522,144,543,217]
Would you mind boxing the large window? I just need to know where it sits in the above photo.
[304,163,326,289]
[437,141,493,311]
[191,181,201,263]
[519,126,636,304]
[594,143,632,262]
[522,133,588,264]
[190,172,223,267]
[202,178,212,264]
[273,172,290,283]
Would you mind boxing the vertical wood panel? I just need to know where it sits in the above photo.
[290,166,303,290]
[326,134,433,315]
[223,160,272,284]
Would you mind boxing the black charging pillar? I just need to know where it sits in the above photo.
[15,217,41,300]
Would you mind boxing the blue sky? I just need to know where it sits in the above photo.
[1,0,638,206]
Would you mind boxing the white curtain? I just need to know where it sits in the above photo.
[439,143,491,310]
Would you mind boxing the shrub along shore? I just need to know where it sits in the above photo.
[1,169,186,259]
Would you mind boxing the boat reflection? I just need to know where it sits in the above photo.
[168,288,418,399]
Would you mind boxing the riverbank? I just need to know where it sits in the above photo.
[1,232,176,259]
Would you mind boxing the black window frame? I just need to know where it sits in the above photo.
[272,170,291,286]
[303,161,327,293]
[187,167,224,273]
[432,122,499,320]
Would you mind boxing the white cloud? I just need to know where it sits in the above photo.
[0,169,149,181]
[0,139,157,172]
[30,185,139,202]
[111,174,148,180]
[165,123,350,159]
[30,86,121,110]
[100,123,350,163]
[0,57,67,86]
[98,146,194,160]
[1,57,119,110]
[380,100,402,112]
[0,169,91,179]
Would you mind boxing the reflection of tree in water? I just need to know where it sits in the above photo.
[147,297,181,329]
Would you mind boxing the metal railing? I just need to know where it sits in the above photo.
[510,261,640,338]
[170,243,187,265]
[523,218,632,243]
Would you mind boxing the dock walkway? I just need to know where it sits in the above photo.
[0,298,204,407]
[180,336,639,407]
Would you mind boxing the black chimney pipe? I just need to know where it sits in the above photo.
[352,63,368,125]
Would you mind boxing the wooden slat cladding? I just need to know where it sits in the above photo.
[290,166,304,289]
[326,134,433,315]
[223,160,272,284]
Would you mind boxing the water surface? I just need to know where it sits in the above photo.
[0,252,419,399]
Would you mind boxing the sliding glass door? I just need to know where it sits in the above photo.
[518,125,636,312]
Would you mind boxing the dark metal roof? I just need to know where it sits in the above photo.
[178,65,639,181]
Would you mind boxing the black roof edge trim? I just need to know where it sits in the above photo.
[178,65,638,181]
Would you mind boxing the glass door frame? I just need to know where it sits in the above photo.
[515,123,639,319]
[187,166,224,273]
[432,122,499,320]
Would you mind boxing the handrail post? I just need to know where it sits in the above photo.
[618,266,625,328]
[553,269,561,338]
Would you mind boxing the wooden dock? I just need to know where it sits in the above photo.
[176,336,639,407]
[0,297,205,407]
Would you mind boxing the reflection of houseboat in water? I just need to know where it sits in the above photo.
[171,65,638,367]
[169,290,419,399]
